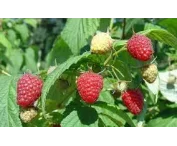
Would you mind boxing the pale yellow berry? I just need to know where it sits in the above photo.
[91,32,113,54]
[141,64,158,83]
[20,108,38,123]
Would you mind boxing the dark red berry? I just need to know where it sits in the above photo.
[121,89,144,115]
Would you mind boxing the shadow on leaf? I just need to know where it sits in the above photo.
[166,83,175,89]
[77,106,98,125]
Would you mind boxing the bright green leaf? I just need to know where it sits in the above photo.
[113,40,127,49]
[14,24,29,42]
[98,91,114,104]
[158,18,177,37]
[139,28,177,49]
[0,32,12,50]
[125,18,144,34]
[112,60,132,81]
[61,18,100,55]
[41,52,91,115]
[6,49,23,75]
[61,107,98,127]
[6,29,17,46]
[24,48,38,72]
[0,75,22,127]
[93,102,136,127]
[147,108,177,127]
[99,114,120,127]
[46,36,72,67]
[98,18,111,32]
[144,23,162,30]
[24,18,38,28]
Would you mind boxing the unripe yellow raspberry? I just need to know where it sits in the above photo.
[20,108,38,123]
[141,64,158,83]
[91,32,113,54]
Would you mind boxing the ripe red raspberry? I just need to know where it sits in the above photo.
[17,73,43,108]
[76,72,103,104]
[127,34,154,61]
[121,89,144,115]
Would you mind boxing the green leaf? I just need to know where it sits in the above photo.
[147,108,177,127]
[114,49,138,70]
[98,91,114,104]
[24,47,38,72]
[6,29,17,46]
[113,60,132,81]
[125,18,144,34]
[93,102,136,127]
[24,18,38,28]
[98,18,111,32]
[137,101,147,127]
[139,28,177,49]
[0,75,22,127]
[41,52,90,115]
[46,76,76,111]
[61,107,98,127]
[103,77,116,90]
[158,18,177,37]
[98,78,115,104]
[6,49,23,75]
[14,24,29,42]
[61,18,100,55]
[46,36,72,67]
[144,23,161,30]
[99,114,120,127]
[0,32,12,50]
[113,40,127,49]
[144,77,159,95]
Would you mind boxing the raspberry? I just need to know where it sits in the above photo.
[76,72,103,104]
[20,108,38,123]
[121,89,144,115]
[91,32,113,54]
[17,73,43,108]
[141,64,158,83]
[127,34,153,61]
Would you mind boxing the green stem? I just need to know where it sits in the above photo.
[109,18,114,31]
[121,18,126,39]
[151,56,157,64]
[104,51,113,66]
[104,47,126,67]
[111,67,119,80]
[1,70,11,76]
[113,47,127,56]
[107,70,115,79]
[111,65,124,78]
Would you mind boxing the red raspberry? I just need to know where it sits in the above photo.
[17,73,43,108]
[121,89,144,115]
[76,72,103,104]
[127,34,154,61]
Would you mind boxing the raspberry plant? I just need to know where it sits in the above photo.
[0,18,177,127]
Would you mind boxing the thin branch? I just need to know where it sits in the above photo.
[121,18,126,39]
